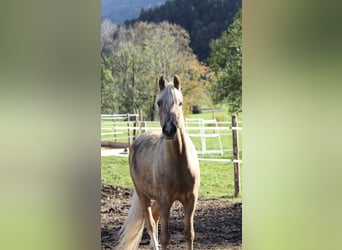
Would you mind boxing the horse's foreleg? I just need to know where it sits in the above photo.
[158,199,171,250]
[183,194,197,250]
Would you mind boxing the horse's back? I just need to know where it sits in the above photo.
[130,132,160,153]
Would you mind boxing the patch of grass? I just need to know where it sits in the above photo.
[101,156,242,201]
[101,156,132,188]
[187,110,229,121]
[199,161,242,201]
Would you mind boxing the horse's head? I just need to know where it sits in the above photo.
[157,75,184,139]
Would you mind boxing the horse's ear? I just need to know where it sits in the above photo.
[159,75,165,91]
[174,75,181,90]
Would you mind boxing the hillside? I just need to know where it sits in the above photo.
[133,0,242,61]
[101,0,166,24]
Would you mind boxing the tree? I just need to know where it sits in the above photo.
[209,9,242,114]
[101,19,117,63]
[101,65,116,114]
[101,21,213,119]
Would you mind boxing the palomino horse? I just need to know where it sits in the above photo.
[117,75,200,250]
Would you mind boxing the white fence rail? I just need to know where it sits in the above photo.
[101,114,242,156]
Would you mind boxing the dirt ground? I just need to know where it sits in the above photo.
[101,184,242,250]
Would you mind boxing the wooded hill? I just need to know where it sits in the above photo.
[101,0,166,24]
[130,0,242,61]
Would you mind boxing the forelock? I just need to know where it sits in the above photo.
[159,84,182,107]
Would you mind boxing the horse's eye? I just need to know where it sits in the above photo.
[157,100,161,107]
[179,102,183,106]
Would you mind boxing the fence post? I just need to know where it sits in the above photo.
[113,115,117,142]
[232,115,241,197]
[127,114,131,148]
[140,110,146,134]
[139,110,143,134]
[133,114,138,141]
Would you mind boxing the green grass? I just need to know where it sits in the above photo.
[187,108,229,122]
[101,156,242,201]
[199,160,242,200]
[101,156,133,187]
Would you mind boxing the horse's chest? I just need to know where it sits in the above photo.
[155,164,194,192]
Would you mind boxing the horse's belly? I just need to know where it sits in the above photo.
[130,147,158,199]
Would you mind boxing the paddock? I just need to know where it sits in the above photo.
[101,184,242,250]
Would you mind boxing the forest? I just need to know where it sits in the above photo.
[134,0,242,61]
[101,0,242,119]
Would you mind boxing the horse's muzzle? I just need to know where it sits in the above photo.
[162,122,177,139]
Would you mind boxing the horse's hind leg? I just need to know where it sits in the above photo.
[183,194,197,250]
[139,194,159,250]
[151,200,160,243]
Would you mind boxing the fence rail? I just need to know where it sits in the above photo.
[101,114,242,153]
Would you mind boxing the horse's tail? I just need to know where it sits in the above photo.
[116,190,144,250]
